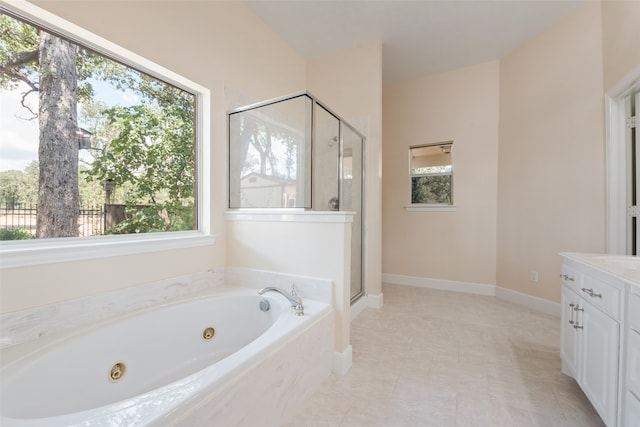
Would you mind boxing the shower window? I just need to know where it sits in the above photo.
[410,142,453,205]
[228,95,312,208]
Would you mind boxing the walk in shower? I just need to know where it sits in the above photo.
[228,92,365,302]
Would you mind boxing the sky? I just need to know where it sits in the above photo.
[0,79,139,172]
[0,82,39,172]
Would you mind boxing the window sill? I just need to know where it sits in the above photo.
[0,232,216,269]
[224,209,355,223]
[405,205,456,212]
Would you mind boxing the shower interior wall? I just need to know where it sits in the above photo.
[226,92,366,371]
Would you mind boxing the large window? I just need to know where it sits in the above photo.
[0,2,210,267]
[410,142,453,205]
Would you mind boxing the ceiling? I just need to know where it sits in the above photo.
[243,0,587,84]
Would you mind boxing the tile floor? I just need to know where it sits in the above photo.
[287,283,605,427]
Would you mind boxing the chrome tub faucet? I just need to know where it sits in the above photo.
[258,286,304,316]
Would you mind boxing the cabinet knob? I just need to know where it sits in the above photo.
[581,288,602,298]
[561,274,575,282]
[573,324,583,329]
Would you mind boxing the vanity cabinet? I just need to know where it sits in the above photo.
[625,289,640,426]
[561,253,640,427]
[561,265,621,427]
[561,285,579,377]
[579,296,620,425]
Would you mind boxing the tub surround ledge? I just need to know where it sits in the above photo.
[0,270,225,349]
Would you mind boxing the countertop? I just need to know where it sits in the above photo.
[560,252,640,288]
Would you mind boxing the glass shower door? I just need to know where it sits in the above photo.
[341,124,364,301]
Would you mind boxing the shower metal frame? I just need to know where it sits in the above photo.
[227,91,366,303]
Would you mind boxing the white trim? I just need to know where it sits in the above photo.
[495,286,561,317]
[367,292,384,309]
[224,210,355,223]
[332,345,352,375]
[605,65,640,255]
[382,273,495,296]
[350,296,367,320]
[405,205,457,212]
[382,273,562,317]
[0,233,216,268]
[0,0,213,268]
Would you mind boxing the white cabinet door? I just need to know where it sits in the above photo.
[625,390,640,427]
[561,285,579,377]
[579,299,620,427]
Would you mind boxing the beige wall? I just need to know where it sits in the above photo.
[307,41,384,298]
[226,218,351,352]
[382,60,500,285]
[497,2,605,302]
[601,0,640,91]
[1,0,306,313]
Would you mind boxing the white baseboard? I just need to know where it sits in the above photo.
[495,286,561,317]
[382,273,496,296]
[382,273,560,317]
[332,345,352,375]
[367,292,384,309]
[350,296,367,321]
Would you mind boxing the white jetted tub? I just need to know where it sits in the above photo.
[0,287,333,426]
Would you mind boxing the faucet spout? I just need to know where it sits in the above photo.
[258,287,304,316]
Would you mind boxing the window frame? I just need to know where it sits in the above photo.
[406,141,455,212]
[0,0,213,268]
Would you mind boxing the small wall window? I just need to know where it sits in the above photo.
[410,142,453,205]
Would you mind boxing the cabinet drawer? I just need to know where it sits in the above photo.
[561,264,581,293]
[628,328,640,396]
[580,274,621,320]
[630,291,640,332]
[625,390,640,427]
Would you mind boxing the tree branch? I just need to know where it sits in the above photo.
[4,49,39,69]
[19,88,38,120]
[0,66,39,92]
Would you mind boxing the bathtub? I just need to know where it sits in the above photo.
[0,287,334,426]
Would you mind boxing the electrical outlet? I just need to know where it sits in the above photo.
[530,271,539,283]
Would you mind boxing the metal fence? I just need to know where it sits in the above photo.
[0,204,105,237]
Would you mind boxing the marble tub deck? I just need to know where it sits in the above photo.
[287,283,604,427]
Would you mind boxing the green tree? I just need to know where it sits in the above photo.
[84,94,195,233]
[412,176,452,204]
[2,15,80,237]
[1,13,196,237]
[0,161,39,207]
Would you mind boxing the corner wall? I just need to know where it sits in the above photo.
[306,41,384,300]
[382,61,500,287]
[601,0,640,91]
[496,2,605,303]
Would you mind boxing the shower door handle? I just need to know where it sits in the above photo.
[329,197,339,211]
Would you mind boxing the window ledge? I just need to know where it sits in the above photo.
[225,209,355,223]
[0,232,216,269]
[405,205,457,212]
